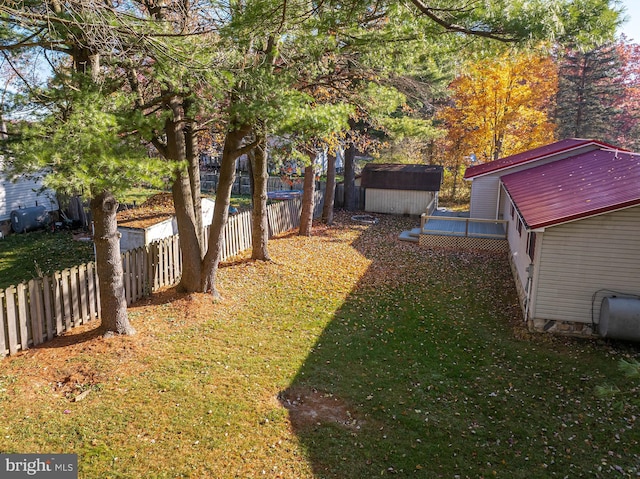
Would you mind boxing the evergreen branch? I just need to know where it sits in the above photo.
[409,0,518,43]
[0,5,217,39]
[151,136,168,157]
[234,138,261,159]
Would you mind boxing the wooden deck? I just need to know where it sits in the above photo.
[420,211,507,239]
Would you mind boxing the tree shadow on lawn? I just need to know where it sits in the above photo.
[30,287,183,351]
[279,215,640,478]
[32,322,104,349]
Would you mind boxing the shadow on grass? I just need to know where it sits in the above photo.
[32,322,104,349]
[279,215,640,478]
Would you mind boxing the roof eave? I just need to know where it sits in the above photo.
[527,200,640,230]
[463,140,618,180]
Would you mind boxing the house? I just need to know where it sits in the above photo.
[447,138,640,339]
[0,166,58,235]
[360,163,443,216]
[500,149,640,338]
[463,138,619,220]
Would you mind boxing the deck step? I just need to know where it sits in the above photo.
[399,230,420,243]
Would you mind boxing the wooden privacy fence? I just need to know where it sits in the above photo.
[0,192,324,358]
[200,174,308,195]
[0,264,101,356]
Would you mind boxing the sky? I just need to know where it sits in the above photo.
[619,0,640,42]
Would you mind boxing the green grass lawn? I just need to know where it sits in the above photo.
[0,230,95,290]
[0,213,638,478]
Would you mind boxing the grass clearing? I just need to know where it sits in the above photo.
[0,213,638,478]
[0,230,95,290]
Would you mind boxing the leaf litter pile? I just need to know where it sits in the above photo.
[0,212,638,478]
[116,193,175,229]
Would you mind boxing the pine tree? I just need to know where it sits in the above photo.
[612,39,640,151]
[555,43,623,142]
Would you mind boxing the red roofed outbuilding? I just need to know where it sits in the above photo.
[463,138,620,220]
[463,140,640,338]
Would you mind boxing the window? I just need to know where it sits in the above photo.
[527,232,537,260]
[517,217,523,236]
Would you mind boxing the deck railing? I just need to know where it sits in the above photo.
[425,196,438,216]
[420,214,508,239]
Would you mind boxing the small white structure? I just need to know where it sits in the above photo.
[119,216,178,252]
[118,198,216,251]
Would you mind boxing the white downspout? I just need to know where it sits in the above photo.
[524,228,544,324]
[524,263,534,322]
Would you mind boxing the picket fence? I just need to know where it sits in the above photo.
[0,192,324,358]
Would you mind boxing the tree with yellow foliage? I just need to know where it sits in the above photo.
[436,51,557,198]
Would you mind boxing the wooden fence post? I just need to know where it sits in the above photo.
[5,287,18,355]
[43,276,54,340]
[54,271,63,335]
[61,269,72,331]
[87,263,97,322]
[0,291,7,357]
[70,266,81,327]
[16,283,29,351]
[28,279,43,346]
[79,265,89,323]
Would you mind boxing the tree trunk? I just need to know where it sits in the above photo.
[91,191,134,336]
[247,149,255,207]
[201,124,252,298]
[166,96,203,292]
[299,162,315,236]
[451,157,461,200]
[322,152,336,225]
[249,131,270,260]
[71,45,131,335]
[185,123,204,257]
[343,142,357,211]
[172,170,203,292]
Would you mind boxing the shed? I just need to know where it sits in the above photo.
[360,163,442,215]
[463,139,619,220]
[118,197,215,251]
[498,149,640,337]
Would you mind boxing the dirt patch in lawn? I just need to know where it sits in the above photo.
[278,387,362,431]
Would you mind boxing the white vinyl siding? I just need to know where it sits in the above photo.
[469,176,500,219]
[0,175,58,222]
[531,206,640,325]
[503,194,535,292]
[364,189,435,216]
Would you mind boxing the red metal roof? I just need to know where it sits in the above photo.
[501,150,640,229]
[463,138,620,180]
